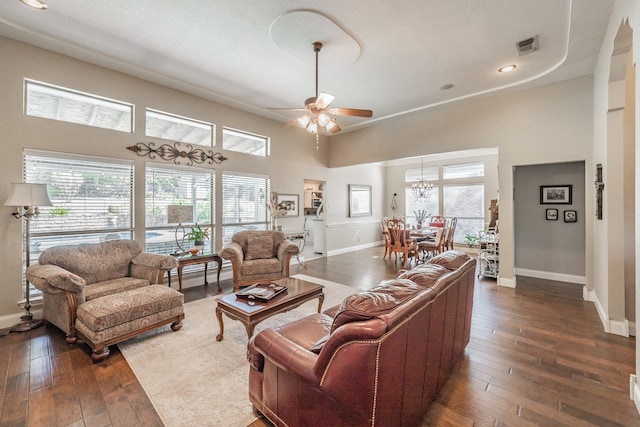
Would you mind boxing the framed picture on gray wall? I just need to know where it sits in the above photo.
[540,185,572,204]
[564,210,577,223]
[546,208,558,220]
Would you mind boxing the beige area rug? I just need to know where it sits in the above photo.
[118,274,357,427]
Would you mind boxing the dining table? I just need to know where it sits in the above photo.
[409,228,437,242]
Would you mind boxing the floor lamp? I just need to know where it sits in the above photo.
[4,182,52,332]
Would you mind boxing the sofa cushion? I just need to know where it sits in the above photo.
[426,250,471,270]
[245,235,274,260]
[396,264,449,288]
[240,258,283,276]
[85,277,150,301]
[77,285,183,332]
[331,279,420,332]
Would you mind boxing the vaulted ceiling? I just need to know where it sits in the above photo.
[0,0,615,133]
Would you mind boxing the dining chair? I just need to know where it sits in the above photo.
[443,217,458,251]
[387,218,418,268]
[429,215,446,228]
[381,217,390,260]
[417,228,444,261]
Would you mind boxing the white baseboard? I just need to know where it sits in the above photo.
[514,268,586,285]
[0,308,43,329]
[584,285,630,337]
[497,276,516,288]
[632,377,640,416]
[327,241,382,257]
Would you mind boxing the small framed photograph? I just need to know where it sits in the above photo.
[564,210,577,223]
[540,185,572,204]
[276,193,299,217]
[546,208,558,221]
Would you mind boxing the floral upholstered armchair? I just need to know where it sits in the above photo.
[26,239,178,344]
[219,230,299,291]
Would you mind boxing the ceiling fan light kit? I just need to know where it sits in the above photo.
[271,41,372,148]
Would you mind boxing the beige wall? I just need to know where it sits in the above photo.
[331,76,594,288]
[593,0,640,381]
[0,36,386,324]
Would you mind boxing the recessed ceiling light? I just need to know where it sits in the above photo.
[498,64,517,73]
[440,83,455,91]
[19,0,47,10]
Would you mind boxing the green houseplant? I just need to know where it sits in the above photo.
[187,223,209,246]
[464,233,478,247]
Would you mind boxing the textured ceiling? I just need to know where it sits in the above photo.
[0,0,615,133]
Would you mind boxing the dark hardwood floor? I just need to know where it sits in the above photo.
[1,247,638,426]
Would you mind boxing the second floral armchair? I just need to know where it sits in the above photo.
[219,230,300,291]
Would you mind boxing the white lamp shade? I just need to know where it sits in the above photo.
[167,205,193,224]
[4,183,52,207]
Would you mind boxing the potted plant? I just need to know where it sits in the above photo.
[187,223,209,252]
[464,233,478,248]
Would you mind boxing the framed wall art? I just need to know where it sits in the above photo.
[349,184,372,217]
[545,208,558,221]
[564,210,577,223]
[540,185,572,204]
[276,193,299,217]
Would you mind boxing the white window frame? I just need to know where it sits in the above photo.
[222,127,270,157]
[24,79,133,133]
[145,109,214,147]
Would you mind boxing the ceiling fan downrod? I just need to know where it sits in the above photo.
[313,42,322,99]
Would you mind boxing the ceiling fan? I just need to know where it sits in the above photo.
[270,41,373,136]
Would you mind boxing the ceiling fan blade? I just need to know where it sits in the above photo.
[284,117,301,128]
[315,92,335,109]
[328,107,373,118]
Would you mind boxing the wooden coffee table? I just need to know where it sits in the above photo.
[215,277,324,341]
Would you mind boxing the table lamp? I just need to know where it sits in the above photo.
[167,204,193,256]
[4,182,52,332]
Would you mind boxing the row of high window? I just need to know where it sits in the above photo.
[22,78,274,264]
[25,79,270,156]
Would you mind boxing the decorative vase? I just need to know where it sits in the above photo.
[417,219,423,230]
[272,217,278,231]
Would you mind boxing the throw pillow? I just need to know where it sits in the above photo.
[246,235,274,260]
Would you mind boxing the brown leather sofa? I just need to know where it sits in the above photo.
[247,250,476,426]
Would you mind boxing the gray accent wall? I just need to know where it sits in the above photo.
[513,161,586,277]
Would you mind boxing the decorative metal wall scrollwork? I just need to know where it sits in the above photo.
[127,142,228,165]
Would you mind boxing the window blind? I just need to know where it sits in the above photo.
[24,151,134,256]
[145,164,215,254]
[222,172,269,244]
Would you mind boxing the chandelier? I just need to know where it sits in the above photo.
[412,158,433,201]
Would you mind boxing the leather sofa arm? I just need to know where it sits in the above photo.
[251,328,321,385]
[26,263,86,296]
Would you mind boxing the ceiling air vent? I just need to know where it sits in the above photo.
[516,35,539,56]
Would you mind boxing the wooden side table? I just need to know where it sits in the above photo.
[166,252,223,292]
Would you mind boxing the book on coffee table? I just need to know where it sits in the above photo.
[235,283,287,302]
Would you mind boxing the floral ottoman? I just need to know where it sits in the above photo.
[75,285,184,362]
